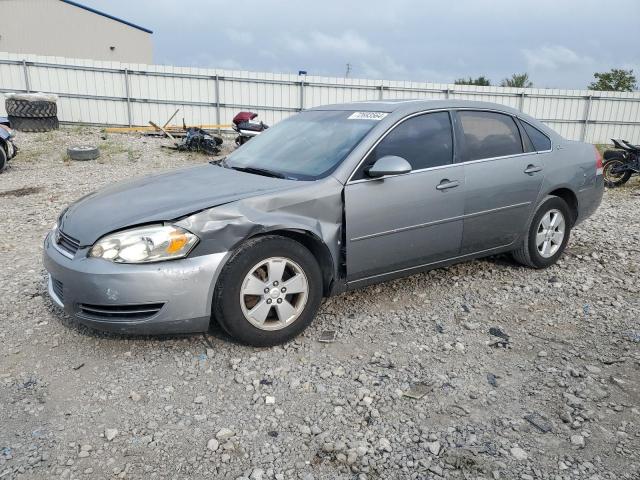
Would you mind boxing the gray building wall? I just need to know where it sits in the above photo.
[0,0,152,63]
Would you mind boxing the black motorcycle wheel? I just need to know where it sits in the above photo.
[603,159,632,187]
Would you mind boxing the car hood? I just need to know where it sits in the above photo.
[58,164,297,245]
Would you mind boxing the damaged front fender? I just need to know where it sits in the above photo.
[176,176,345,292]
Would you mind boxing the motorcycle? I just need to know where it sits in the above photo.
[0,117,19,173]
[602,138,640,187]
[232,111,268,146]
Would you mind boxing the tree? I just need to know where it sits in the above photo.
[454,76,491,86]
[500,73,533,88]
[589,69,637,92]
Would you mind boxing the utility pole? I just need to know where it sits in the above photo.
[345,63,352,78]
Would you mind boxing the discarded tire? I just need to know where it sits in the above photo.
[8,116,59,132]
[67,145,100,161]
[5,98,57,118]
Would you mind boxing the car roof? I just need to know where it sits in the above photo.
[308,99,522,115]
[307,99,558,140]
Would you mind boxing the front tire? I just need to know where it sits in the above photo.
[213,235,323,347]
[512,196,572,269]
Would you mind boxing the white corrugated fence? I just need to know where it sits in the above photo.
[1,51,639,143]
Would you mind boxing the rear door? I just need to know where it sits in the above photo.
[455,110,545,254]
[344,111,465,282]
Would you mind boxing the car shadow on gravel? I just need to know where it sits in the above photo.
[476,253,522,268]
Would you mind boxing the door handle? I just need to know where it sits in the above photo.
[524,164,543,174]
[436,179,460,190]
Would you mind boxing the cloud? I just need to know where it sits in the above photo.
[225,29,254,46]
[523,45,593,70]
[309,31,379,57]
[77,0,640,89]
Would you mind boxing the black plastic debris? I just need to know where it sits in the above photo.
[489,327,511,348]
[524,412,553,433]
[489,327,509,340]
[176,128,223,155]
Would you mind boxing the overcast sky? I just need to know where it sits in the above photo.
[81,0,639,89]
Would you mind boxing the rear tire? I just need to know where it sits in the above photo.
[602,159,632,187]
[213,235,323,347]
[9,116,59,132]
[512,196,571,269]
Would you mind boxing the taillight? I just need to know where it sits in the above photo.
[594,146,603,175]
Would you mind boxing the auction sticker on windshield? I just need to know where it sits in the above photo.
[348,112,388,121]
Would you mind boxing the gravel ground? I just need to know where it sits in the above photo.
[0,127,639,480]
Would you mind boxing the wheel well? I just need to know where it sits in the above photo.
[549,188,578,225]
[251,230,335,296]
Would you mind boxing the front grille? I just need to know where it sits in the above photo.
[51,277,64,302]
[77,303,165,321]
[56,229,80,256]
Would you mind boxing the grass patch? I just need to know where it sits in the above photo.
[97,140,141,162]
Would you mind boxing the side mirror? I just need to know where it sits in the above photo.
[366,155,412,178]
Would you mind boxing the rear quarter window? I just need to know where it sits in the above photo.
[458,111,523,161]
[522,121,552,152]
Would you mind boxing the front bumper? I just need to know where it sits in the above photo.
[43,231,229,335]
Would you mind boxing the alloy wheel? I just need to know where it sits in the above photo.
[536,208,565,258]
[239,257,309,331]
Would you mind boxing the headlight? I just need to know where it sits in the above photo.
[88,225,198,263]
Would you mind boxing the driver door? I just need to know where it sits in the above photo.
[344,111,465,283]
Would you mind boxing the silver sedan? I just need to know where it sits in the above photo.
[44,100,604,346]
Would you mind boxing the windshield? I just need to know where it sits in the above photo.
[224,110,379,180]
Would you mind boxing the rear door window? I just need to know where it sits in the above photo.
[521,121,552,152]
[353,111,453,179]
[458,111,523,161]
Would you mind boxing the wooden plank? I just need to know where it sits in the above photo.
[104,124,231,133]
[162,109,180,129]
[149,121,176,142]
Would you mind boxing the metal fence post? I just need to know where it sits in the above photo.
[378,84,384,100]
[582,95,593,142]
[124,68,132,127]
[519,92,525,111]
[22,60,31,93]
[444,88,450,99]
[214,74,221,134]
[299,79,305,111]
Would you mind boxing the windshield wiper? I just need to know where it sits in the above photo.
[230,166,286,179]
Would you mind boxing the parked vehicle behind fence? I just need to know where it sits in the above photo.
[602,138,640,187]
[232,111,269,146]
[44,100,604,346]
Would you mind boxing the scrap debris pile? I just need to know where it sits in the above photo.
[1,97,269,174]
[175,127,224,155]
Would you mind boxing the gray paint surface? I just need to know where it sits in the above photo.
[44,100,604,334]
